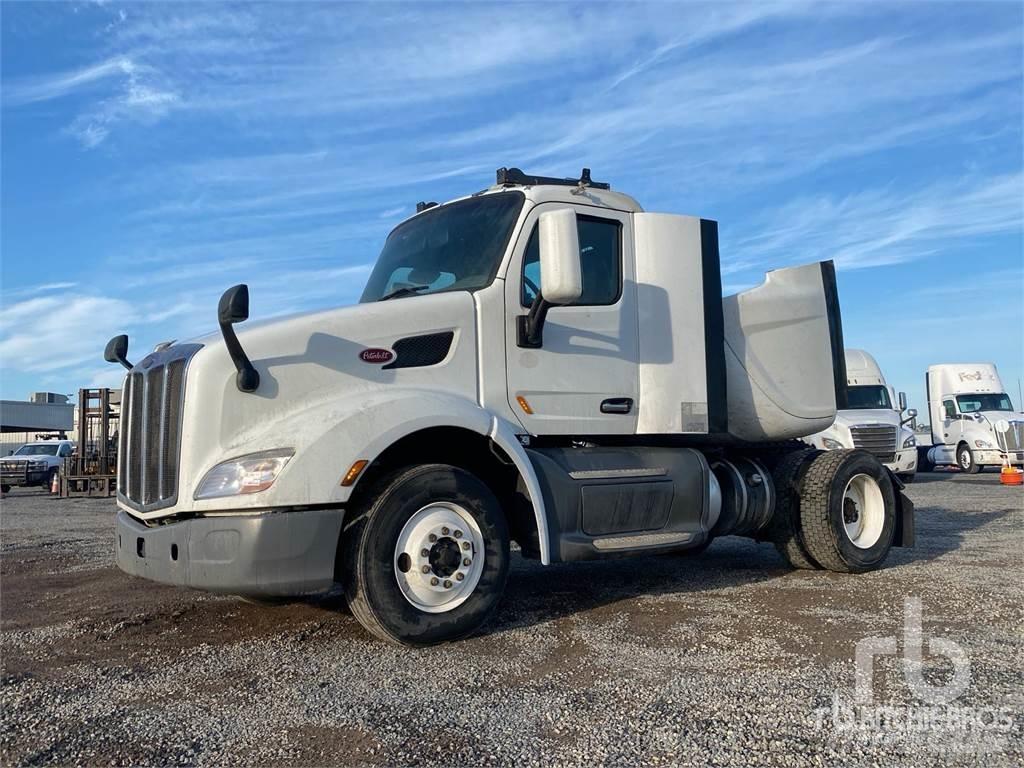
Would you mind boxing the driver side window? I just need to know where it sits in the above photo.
[943,400,956,419]
[521,214,621,307]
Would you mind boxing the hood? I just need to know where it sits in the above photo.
[134,289,480,515]
[832,408,900,428]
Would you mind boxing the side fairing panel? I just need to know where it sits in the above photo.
[633,214,710,434]
[723,262,840,441]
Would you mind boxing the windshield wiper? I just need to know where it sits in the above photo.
[379,285,429,301]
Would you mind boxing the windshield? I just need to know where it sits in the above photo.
[360,192,525,302]
[957,393,1013,413]
[14,444,58,456]
[846,385,892,410]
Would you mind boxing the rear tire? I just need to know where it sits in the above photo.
[956,443,981,474]
[341,464,510,646]
[766,448,821,570]
[798,450,896,573]
[1,484,10,494]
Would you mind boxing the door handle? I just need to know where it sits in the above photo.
[601,397,633,414]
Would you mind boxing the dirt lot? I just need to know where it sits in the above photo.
[1,474,1022,766]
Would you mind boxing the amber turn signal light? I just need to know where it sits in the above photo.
[341,459,369,487]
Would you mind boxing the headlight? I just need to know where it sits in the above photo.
[973,439,992,449]
[194,449,293,500]
[903,435,916,448]
[821,437,845,450]
[29,460,47,470]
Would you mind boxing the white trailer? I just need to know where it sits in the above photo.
[104,167,913,645]
[805,349,918,481]
[924,363,1024,473]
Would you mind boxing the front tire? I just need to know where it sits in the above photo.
[1,484,10,494]
[956,443,981,474]
[798,450,896,573]
[341,464,510,646]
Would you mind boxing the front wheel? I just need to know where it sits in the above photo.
[1,484,10,494]
[956,443,981,474]
[341,464,510,646]
[798,450,896,573]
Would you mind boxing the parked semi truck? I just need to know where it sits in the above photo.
[924,363,1024,473]
[804,349,918,482]
[105,168,913,646]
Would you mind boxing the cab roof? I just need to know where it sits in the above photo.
[411,167,644,222]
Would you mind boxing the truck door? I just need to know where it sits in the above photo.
[941,398,963,445]
[504,204,638,435]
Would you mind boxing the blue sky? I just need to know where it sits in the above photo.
[1,1,1022,416]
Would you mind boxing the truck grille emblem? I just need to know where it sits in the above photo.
[359,348,395,364]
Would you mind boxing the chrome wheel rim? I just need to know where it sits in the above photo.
[959,449,971,469]
[394,502,484,614]
[841,473,885,549]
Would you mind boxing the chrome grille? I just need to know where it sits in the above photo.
[851,424,897,463]
[997,421,1024,453]
[119,344,201,512]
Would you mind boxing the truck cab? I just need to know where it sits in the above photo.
[106,167,913,645]
[1,439,74,493]
[926,363,1024,473]
[805,349,918,481]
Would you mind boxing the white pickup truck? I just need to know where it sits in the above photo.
[804,349,918,481]
[105,167,913,645]
[1,439,74,493]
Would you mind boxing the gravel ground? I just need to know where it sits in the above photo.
[1,473,1022,766]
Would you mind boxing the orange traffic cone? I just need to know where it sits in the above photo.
[1000,466,1023,486]
[51,471,60,495]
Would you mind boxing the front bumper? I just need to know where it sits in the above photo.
[115,508,344,596]
[1,467,48,487]
[975,449,1024,466]
[885,448,917,476]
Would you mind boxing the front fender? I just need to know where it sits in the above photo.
[193,389,552,563]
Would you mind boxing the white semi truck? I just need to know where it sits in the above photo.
[924,363,1024,473]
[804,349,918,481]
[105,168,913,646]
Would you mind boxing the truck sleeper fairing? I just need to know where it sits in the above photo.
[721,262,845,442]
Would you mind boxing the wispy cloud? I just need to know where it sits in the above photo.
[724,172,1024,274]
[3,56,135,105]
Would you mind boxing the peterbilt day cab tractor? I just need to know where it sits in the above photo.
[924,363,1024,473]
[105,168,913,646]
[804,349,918,482]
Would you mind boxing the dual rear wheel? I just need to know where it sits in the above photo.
[771,449,897,573]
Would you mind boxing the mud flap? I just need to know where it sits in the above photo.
[888,469,915,548]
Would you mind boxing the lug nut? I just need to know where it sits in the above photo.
[462,541,470,550]
[454,530,462,538]
[429,534,437,542]
[456,572,465,582]
[463,558,471,567]
[443,580,452,589]
[442,527,450,536]
[421,548,429,557]
[421,565,430,574]
[430,577,439,586]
